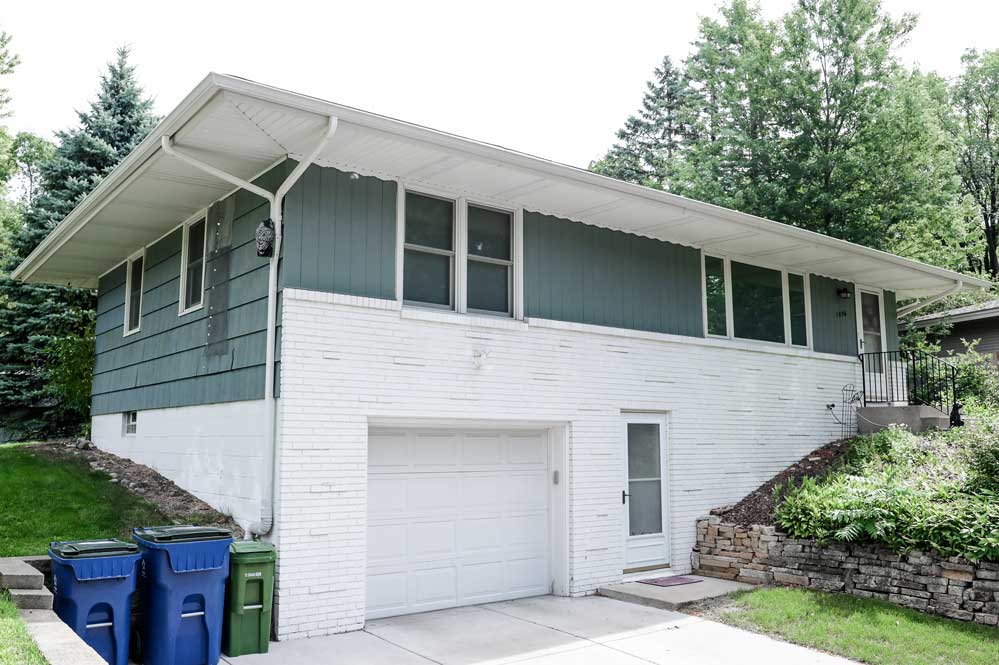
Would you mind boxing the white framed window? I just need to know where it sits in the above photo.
[398,184,523,318]
[179,216,207,314]
[123,411,137,436]
[124,249,145,336]
[702,252,811,349]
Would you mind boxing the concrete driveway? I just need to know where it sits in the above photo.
[223,595,853,665]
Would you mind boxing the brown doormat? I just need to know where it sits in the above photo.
[638,576,702,587]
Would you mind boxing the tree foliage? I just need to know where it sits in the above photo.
[593,0,996,280]
[0,46,157,438]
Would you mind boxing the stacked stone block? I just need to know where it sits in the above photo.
[692,515,999,626]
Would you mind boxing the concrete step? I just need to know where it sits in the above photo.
[597,575,751,611]
[21,609,107,665]
[921,416,951,431]
[0,557,45,590]
[8,586,53,610]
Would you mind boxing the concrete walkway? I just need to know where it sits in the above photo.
[223,595,854,665]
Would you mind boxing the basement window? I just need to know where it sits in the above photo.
[123,411,137,436]
[124,250,145,335]
[180,217,207,313]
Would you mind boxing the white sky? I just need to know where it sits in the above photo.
[3,1,998,168]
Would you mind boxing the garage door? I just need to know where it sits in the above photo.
[366,428,551,619]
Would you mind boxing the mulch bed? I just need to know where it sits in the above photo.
[712,437,855,526]
[30,441,244,539]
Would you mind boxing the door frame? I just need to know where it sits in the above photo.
[855,284,887,355]
[621,412,670,572]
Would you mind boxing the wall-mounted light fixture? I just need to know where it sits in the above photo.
[256,219,275,257]
[837,287,852,300]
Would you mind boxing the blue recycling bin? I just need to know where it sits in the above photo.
[133,526,233,665]
[48,539,141,665]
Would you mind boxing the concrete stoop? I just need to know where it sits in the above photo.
[1,556,52,610]
[857,405,951,434]
[597,575,752,611]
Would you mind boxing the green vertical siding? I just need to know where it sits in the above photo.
[522,211,703,337]
[810,276,858,356]
[884,290,899,350]
[90,164,289,415]
[282,164,397,298]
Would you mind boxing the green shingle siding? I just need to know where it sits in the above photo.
[810,276,858,356]
[90,165,282,415]
[281,164,397,298]
[522,211,704,337]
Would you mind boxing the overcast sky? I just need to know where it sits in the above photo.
[3,1,998,168]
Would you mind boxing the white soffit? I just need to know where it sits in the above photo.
[14,73,990,300]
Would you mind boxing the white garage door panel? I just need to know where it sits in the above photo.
[367,429,550,619]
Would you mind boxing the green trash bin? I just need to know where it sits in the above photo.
[223,541,276,657]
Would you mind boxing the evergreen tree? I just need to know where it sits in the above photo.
[0,47,157,437]
[590,56,692,190]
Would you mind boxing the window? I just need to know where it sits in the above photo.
[788,273,808,347]
[703,254,810,348]
[180,217,206,312]
[467,205,512,315]
[124,251,144,334]
[704,255,727,336]
[400,189,521,317]
[403,192,454,308]
[732,261,784,343]
[123,411,137,435]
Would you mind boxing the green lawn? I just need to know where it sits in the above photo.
[715,587,999,665]
[0,443,167,557]
[0,592,46,665]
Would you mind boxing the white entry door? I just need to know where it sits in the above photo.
[623,414,669,571]
[366,428,551,619]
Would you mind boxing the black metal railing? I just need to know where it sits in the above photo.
[859,350,959,417]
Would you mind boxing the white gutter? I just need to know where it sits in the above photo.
[161,115,339,538]
[897,281,963,319]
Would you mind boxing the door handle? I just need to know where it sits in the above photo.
[622,490,630,504]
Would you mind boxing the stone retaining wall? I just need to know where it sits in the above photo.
[692,515,999,626]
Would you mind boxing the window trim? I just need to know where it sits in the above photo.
[123,410,137,436]
[123,248,146,337]
[396,181,524,319]
[465,200,516,318]
[401,189,457,311]
[178,215,208,316]
[701,251,812,350]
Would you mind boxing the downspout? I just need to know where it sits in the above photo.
[160,115,338,538]
[897,280,963,319]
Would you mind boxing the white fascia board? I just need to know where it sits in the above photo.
[210,75,990,294]
[15,71,992,296]
[11,74,223,284]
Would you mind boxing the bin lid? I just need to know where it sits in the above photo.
[230,541,276,563]
[49,539,139,559]
[133,525,232,543]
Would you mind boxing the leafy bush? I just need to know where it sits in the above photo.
[946,340,999,408]
[776,418,999,561]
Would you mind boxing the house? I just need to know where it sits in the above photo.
[12,74,990,640]
[902,299,999,366]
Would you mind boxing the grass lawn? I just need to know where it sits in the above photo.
[0,592,46,665]
[0,443,168,557]
[711,587,999,665]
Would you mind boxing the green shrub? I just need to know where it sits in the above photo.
[776,418,999,562]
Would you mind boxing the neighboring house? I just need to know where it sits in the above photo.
[12,74,990,640]
[902,299,999,366]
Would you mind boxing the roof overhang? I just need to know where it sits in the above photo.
[13,73,993,299]
[904,301,999,329]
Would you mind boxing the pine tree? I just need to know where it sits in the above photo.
[590,56,692,190]
[0,47,157,437]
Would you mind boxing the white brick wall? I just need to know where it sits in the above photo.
[91,400,268,529]
[275,288,860,639]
